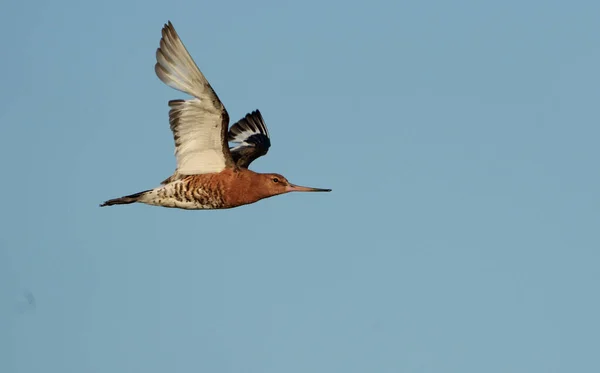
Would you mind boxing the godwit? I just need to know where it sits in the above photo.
[100,21,330,210]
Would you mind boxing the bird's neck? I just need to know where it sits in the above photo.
[220,169,270,208]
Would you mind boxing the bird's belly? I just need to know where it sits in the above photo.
[138,184,223,210]
[144,197,214,210]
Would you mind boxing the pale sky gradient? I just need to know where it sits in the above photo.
[2,1,600,372]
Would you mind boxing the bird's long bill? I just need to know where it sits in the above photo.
[286,183,332,192]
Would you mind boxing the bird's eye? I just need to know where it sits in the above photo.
[272,177,280,183]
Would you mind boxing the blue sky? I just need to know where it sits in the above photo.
[2,0,600,372]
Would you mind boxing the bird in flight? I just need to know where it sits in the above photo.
[101,21,330,210]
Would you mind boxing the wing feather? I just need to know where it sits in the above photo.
[154,21,234,177]
[228,110,271,168]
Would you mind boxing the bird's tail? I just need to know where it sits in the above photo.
[100,190,150,207]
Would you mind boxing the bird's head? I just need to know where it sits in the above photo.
[259,173,332,197]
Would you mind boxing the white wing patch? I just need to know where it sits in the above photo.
[228,110,270,151]
[169,99,228,174]
[230,131,258,151]
[155,21,233,176]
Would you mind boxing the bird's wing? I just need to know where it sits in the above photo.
[228,110,271,169]
[155,21,234,177]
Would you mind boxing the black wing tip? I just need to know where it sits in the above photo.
[160,21,178,40]
[246,109,263,122]
[228,110,269,139]
[246,134,271,148]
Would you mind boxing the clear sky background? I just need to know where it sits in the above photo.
[2,1,599,372]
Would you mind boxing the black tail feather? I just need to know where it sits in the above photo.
[100,190,150,207]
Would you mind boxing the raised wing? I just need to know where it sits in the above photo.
[228,110,271,168]
[155,21,234,177]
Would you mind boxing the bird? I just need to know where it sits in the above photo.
[100,21,331,210]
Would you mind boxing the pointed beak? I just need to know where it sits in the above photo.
[286,183,332,192]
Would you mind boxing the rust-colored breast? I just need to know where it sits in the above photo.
[143,169,275,210]
[217,169,274,208]
[180,174,227,208]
